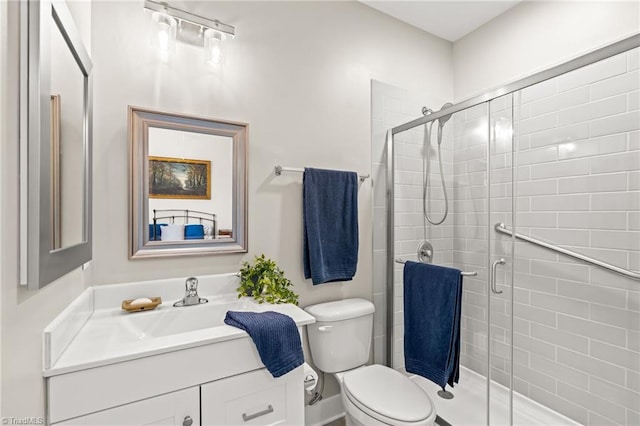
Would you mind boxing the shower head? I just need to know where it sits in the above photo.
[436,102,454,145]
[438,102,454,126]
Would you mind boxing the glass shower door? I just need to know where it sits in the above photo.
[389,95,517,425]
[451,95,516,425]
[487,94,516,425]
[509,46,640,425]
[450,101,490,423]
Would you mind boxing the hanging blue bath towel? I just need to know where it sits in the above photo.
[403,261,463,389]
[303,168,359,285]
[224,311,304,378]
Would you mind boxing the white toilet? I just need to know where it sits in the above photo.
[305,298,436,426]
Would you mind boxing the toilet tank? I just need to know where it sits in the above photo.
[304,298,375,373]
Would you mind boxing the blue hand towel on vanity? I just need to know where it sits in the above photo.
[403,261,463,389]
[224,311,304,378]
[303,168,359,285]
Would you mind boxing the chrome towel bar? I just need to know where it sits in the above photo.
[395,258,478,276]
[274,165,370,182]
[494,223,640,281]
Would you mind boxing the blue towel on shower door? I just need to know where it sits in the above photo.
[403,261,463,389]
[224,311,304,378]
[303,168,359,285]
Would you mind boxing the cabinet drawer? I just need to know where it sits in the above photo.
[53,387,199,426]
[201,366,303,426]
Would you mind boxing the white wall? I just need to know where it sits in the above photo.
[1,1,92,417]
[148,128,233,231]
[453,1,640,101]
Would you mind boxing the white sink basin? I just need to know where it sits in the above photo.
[43,273,316,377]
[123,297,256,338]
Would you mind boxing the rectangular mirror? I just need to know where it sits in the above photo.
[129,107,248,258]
[21,0,93,289]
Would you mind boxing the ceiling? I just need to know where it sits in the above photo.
[361,1,522,42]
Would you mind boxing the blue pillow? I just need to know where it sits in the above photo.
[184,224,205,240]
[148,224,167,241]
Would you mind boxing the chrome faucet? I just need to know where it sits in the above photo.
[173,277,209,307]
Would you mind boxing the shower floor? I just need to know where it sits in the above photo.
[412,366,580,426]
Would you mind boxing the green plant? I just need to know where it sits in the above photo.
[237,254,299,305]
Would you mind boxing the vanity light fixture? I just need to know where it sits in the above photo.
[144,0,235,63]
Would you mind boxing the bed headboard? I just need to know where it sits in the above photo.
[151,209,217,240]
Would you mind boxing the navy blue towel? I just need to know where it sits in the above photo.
[224,311,304,378]
[303,168,359,285]
[403,261,463,389]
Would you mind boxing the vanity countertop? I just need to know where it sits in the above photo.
[43,274,315,377]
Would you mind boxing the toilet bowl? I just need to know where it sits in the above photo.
[336,365,436,426]
[304,299,436,426]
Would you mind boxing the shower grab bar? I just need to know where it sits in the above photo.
[274,165,370,182]
[394,258,478,276]
[494,223,640,281]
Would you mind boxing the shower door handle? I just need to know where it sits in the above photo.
[490,258,505,294]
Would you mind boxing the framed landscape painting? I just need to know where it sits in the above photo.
[149,156,211,199]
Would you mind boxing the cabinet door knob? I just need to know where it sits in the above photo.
[183,416,194,426]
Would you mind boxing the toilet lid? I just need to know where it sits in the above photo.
[343,365,433,424]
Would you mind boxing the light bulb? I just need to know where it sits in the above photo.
[204,29,226,65]
[151,11,177,56]
[210,43,222,63]
[158,23,171,51]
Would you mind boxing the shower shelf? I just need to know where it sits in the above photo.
[394,258,478,277]
[495,223,640,281]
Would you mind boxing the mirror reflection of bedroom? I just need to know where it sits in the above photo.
[147,127,233,243]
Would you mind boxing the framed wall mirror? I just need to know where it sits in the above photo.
[129,107,248,258]
[21,0,93,289]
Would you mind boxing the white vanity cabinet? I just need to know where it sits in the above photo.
[47,336,305,425]
[53,387,200,426]
[50,367,304,426]
[43,279,315,426]
[201,368,303,425]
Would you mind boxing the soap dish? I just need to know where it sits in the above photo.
[121,297,162,313]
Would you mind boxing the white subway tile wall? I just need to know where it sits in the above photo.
[371,80,448,367]
[373,46,639,426]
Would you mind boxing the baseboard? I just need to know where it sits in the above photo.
[304,394,345,426]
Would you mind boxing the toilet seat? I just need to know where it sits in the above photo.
[342,365,435,426]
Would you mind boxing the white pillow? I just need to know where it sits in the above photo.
[160,224,185,241]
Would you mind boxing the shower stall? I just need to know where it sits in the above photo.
[374,34,640,425]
